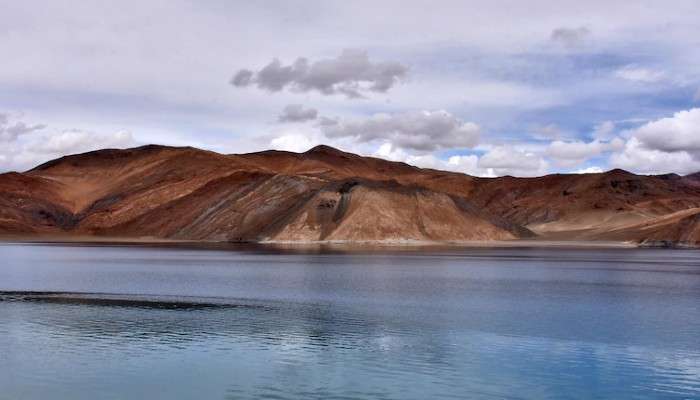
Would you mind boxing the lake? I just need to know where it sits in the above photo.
[1,243,699,399]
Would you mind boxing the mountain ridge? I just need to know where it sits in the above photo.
[2,144,700,246]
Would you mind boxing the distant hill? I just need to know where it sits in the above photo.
[2,144,700,247]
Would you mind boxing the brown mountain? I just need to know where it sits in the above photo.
[2,144,700,246]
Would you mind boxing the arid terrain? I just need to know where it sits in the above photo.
[2,144,700,247]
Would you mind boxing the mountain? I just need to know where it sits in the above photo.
[2,144,700,246]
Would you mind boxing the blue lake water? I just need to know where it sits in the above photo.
[1,243,699,399]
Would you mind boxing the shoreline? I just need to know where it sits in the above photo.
[0,235,653,249]
[1,234,697,249]
[259,239,640,249]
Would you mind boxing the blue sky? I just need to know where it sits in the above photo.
[1,0,699,176]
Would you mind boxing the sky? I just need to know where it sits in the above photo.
[1,0,700,176]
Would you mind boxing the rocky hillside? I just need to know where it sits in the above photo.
[2,144,700,246]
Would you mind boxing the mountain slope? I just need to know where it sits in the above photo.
[0,172,74,234]
[2,144,700,245]
[468,170,700,238]
[0,145,522,242]
[590,208,700,247]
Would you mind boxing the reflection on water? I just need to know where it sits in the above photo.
[1,243,700,399]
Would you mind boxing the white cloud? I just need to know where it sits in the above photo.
[403,154,445,170]
[478,146,549,177]
[372,142,547,177]
[321,110,480,153]
[231,49,408,99]
[269,134,319,153]
[277,104,318,123]
[631,108,700,152]
[610,137,700,175]
[373,143,452,171]
[265,113,553,177]
[606,108,700,175]
[373,142,406,161]
[614,65,666,83]
[574,166,604,174]
[266,125,334,153]
[447,154,489,176]
[264,106,700,177]
[0,119,137,171]
[0,113,46,170]
[29,129,134,155]
[546,138,624,167]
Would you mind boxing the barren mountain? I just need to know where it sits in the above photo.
[1,144,700,246]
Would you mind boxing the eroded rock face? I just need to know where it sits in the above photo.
[1,144,700,245]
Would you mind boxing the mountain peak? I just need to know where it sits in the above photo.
[28,144,180,172]
[603,168,634,176]
[606,168,629,174]
[305,144,347,155]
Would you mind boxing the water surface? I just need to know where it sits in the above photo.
[1,243,699,399]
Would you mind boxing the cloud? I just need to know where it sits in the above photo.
[318,116,339,127]
[0,1,699,174]
[574,166,604,174]
[531,123,563,139]
[231,49,408,98]
[269,133,320,153]
[277,104,318,123]
[614,65,666,83]
[550,26,590,47]
[0,112,47,170]
[374,142,448,169]
[592,120,615,140]
[268,110,551,177]
[231,69,254,87]
[477,146,549,177]
[607,108,700,174]
[0,112,137,171]
[320,110,479,153]
[0,112,46,142]
[610,137,700,175]
[373,142,547,177]
[28,129,135,155]
[631,108,700,152]
[546,138,624,167]
[447,154,489,176]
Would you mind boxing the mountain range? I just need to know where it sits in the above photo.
[2,144,700,247]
